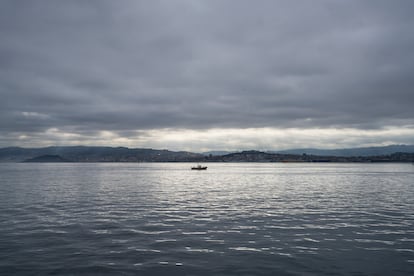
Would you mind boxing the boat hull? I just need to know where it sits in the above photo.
[191,166,207,170]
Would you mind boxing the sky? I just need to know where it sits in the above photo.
[1,0,413,151]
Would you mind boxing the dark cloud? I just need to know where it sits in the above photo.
[1,0,413,147]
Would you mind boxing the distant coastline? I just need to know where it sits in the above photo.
[1,145,413,163]
[23,155,72,163]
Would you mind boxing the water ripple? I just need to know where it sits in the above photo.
[1,163,413,275]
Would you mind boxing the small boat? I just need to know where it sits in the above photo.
[191,164,207,170]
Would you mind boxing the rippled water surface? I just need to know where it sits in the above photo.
[1,163,414,275]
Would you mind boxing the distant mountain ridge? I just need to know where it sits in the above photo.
[0,146,202,162]
[0,145,413,162]
[206,150,414,163]
[203,145,414,157]
[272,145,414,157]
[23,155,72,163]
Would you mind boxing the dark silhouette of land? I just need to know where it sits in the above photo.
[23,155,72,163]
[0,145,413,163]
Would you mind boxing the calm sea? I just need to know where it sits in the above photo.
[0,163,413,275]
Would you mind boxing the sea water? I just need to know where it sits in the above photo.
[0,163,413,275]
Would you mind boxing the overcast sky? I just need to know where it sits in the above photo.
[1,0,413,151]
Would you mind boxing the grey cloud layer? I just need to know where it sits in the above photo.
[1,0,414,138]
